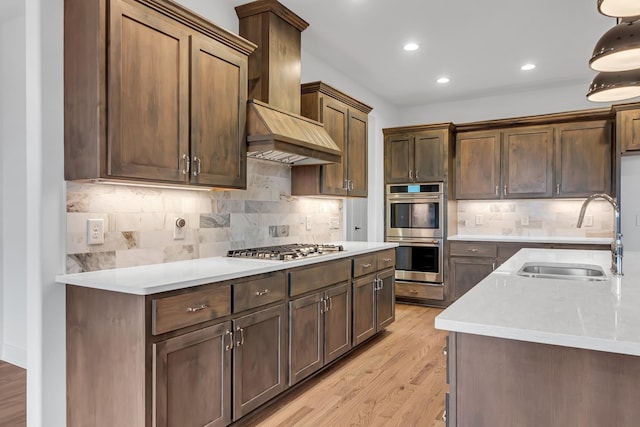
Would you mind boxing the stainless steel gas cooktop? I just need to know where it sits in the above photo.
[227,243,344,261]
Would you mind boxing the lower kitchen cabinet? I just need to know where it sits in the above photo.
[289,282,352,385]
[154,322,232,427]
[353,268,395,345]
[232,304,287,419]
[450,256,496,301]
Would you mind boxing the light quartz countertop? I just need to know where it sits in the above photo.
[435,248,640,356]
[55,241,397,296]
[448,234,612,245]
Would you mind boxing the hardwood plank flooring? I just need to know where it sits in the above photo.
[0,361,26,426]
[234,304,447,427]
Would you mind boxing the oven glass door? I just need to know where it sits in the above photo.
[394,242,442,283]
[387,198,442,238]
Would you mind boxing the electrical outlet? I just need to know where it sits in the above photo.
[306,215,312,231]
[173,217,186,240]
[521,214,529,226]
[87,218,104,245]
[584,215,594,227]
[329,217,340,230]
[475,214,483,226]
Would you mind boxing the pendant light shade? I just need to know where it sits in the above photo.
[598,0,640,18]
[590,19,640,72]
[587,69,640,102]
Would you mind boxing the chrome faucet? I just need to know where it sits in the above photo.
[577,193,623,276]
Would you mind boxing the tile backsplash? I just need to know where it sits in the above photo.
[456,199,614,238]
[66,159,343,273]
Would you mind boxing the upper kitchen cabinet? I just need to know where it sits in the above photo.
[291,82,372,197]
[456,126,553,199]
[383,123,455,184]
[454,110,613,200]
[554,120,612,197]
[64,0,256,188]
[615,104,640,153]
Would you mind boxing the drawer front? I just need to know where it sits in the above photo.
[289,258,352,297]
[233,271,286,313]
[152,284,231,335]
[376,249,396,270]
[395,281,444,301]
[449,241,497,258]
[353,253,378,277]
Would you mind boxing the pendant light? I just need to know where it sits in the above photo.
[590,19,640,72]
[587,69,640,102]
[598,0,640,18]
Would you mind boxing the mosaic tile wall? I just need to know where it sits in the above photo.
[456,199,614,238]
[66,159,343,273]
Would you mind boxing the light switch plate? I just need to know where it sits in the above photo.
[87,218,104,245]
[329,217,340,229]
[306,216,312,231]
[475,214,483,226]
[584,215,594,227]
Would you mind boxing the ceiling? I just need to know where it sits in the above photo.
[231,0,617,109]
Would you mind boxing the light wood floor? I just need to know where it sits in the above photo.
[235,303,448,427]
[0,360,26,426]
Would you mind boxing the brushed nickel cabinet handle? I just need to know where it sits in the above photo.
[362,263,373,268]
[187,304,207,313]
[256,289,270,296]
[192,157,202,176]
[327,297,333,312]
[181,154,190,175]
[344,179,349,190]
[225,330,234,351]
[383,258,392,263]
[492,262,496,270]
[468,248,478,253]
[504,185,507,195]
[409,289,419,295]
[495,185,499,196]
[556,183,560,194]
[236,327,245,347]
[415,170,420,180]
[321,298,327,314]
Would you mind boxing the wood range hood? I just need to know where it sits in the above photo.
[236,0,342,165]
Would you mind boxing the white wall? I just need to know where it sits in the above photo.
[1,6,27,368]
[621,155,640,251]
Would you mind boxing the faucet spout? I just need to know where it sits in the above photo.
[577,193,622,276]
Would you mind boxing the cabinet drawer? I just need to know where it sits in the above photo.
[376,249,396,270]
[396,281,444,301]
[449,242,497,257]
[289,258,352,297]
[152,284,231,335]
[353,254,378,277]
[233,271,286,313]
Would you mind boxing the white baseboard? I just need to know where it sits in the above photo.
[2,342,26,368]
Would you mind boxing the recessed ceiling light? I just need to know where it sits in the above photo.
[437,77,450,84]
[521,63,536,71]
[403,43,419,52]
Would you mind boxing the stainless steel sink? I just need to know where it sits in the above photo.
[516,262,607,281]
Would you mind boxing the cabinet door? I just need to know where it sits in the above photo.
[450,257,495,300]
[320,98,348,196]
[233,304,287,420]
[414,131,445,182]
[502,126,554,198]
[384,134,413,183]
[346,109,368,197]
[455,131,501,199]
[324,282,352,364]
[619,109,640,153]
[353,274,377,345]
[555,120,612,197]
[190,33,247,188]
[376,269,395,331]
[108,0,190,182]
[289,293,323,386]
[154,322,232,427]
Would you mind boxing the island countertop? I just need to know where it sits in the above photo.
[435,248,640,356]
[55,241,397,295]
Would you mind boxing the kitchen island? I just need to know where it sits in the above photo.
[56,241,397,427]
[436,248,640,427]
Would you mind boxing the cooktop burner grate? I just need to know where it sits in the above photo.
[227,243,344,261]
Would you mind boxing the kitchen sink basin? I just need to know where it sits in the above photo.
[516,262,607,281]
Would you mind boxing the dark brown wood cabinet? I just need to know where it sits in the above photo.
[554,120,612,197]
[352,250,396,345]
[455,121,611,200]
[65,0,254,188]
[384,125,454,184]
[291,82,372,197]
[617,107,640,153]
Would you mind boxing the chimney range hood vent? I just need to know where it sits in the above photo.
[246,99,341,165]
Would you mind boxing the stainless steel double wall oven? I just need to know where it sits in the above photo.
[386,183,445,300]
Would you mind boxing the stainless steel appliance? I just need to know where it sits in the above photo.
[227,243,344,261]
[386,183,443,239]
[386,182,446,303]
